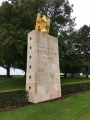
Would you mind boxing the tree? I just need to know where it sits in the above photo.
[59,31,83,77]
[0,0,45,77]
[77,25,90,78]
[40,0,75,36]
[0,1,17,77]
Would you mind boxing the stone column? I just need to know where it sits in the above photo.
[26,30,61,103]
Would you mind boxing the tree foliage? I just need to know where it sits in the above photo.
[77,25,90,78]
[59,31,83,77]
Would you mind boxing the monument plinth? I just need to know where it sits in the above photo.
[26,30,61,103]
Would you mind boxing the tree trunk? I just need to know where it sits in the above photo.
[7,65,10,78]
[71,73,74,78]
[64,72,67,78]
[24,69,26,77]
[86,67,88,79]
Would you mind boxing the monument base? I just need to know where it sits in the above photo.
[26,30,61,103]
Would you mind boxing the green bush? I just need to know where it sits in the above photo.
[0,90,28,109]
[61,82,90,95]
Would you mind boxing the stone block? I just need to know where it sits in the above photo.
[26,30,61,103]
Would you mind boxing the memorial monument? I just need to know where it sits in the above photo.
[26,13,61,103]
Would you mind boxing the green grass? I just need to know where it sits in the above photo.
[0,76,25,92]
[0,91,90,120]
[61,77,90,85]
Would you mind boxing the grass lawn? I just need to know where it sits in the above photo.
[0,91,90,120]
[61,77,90,85]
[0,76,26,92]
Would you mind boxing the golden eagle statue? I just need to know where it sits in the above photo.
[35,13,50,34]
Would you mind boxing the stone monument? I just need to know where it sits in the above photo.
[26,13,61,103]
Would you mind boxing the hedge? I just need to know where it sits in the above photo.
[61,82,90,95]
[0,90,28,109]
[0,82,90,109]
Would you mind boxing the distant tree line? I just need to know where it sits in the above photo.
[59,25,90,78]
[0,0,90,78]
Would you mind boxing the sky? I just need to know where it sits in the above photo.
[0,0,90,74]
[69,0,90,29]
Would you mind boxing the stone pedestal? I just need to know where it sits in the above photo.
[26,30,61,103]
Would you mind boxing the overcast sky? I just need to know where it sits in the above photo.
[69,0,90,29]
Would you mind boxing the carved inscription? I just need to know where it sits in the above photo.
[37,42,57,60]
[38,43,46,52]
[37,42,56,54]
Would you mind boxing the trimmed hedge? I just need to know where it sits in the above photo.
[0,90,28,109]
[0,82,90,109]
[61,82,90,95]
